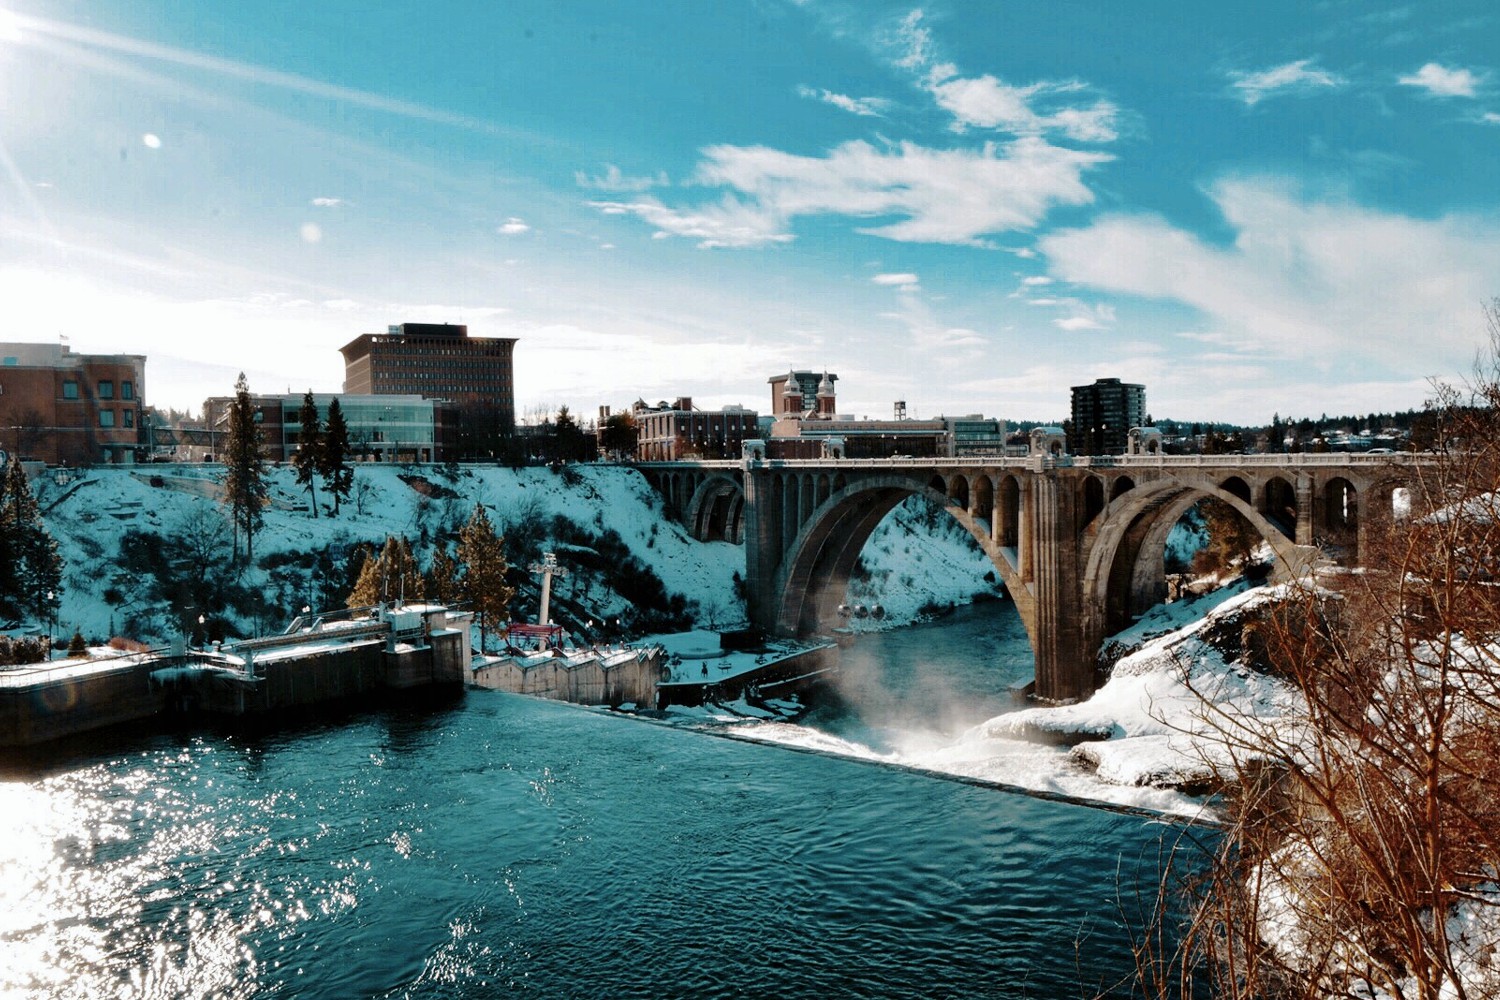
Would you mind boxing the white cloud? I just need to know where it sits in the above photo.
[574,164,669,192]
[1399,63,1481,98]
[881,10,1118,142]
[588,195,792,248]
[1484,112,1500,125]
[872,272,920,287]
[141,132,162,149]
[1038,177,1500,373]
[497,217,530,235]
[889,8,935,71]
[600,137,1109,247]
[797,85,890,117]
[1053,301,1116,331]
[1228,59,1344,106]
[926,69,1119,141]
[311,197,344,207]
[1021,275,1052,286]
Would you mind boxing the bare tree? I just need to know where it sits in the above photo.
[1135,301,1500,999]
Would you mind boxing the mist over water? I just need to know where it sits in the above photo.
[0,607,1186,999]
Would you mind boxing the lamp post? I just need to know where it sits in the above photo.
[46,590,55,659]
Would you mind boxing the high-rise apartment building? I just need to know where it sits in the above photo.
[1069,377,1146,456]
[0,342,146,465]
[340,323,516,428]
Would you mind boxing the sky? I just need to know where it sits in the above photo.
[0,1,1497,426]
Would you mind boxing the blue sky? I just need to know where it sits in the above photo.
[0,1,1497,425]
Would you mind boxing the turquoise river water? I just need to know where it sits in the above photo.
[0,603,1198,999]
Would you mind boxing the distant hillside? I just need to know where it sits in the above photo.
[30,464,999,645]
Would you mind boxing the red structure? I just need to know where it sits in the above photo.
[0,342,145,465]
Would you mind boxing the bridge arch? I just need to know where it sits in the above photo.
[1109,475,1135,501]
[1083,479,1315,646]
[684,473,746,544]
[1262,475,1297,537]
[772,475,1022,638]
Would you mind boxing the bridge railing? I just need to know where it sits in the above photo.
[642,452,1428,472]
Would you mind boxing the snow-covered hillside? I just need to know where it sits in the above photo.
[29,464,997,644]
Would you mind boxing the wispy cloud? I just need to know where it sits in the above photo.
[588,196,793,248]
[1038,177,1500,372]
[574,164,670,192]
[1228,59,1344,106]
[593,137,1109,248]
[797,85,890,117]
[497,217,531,235]
[1398,62,1482,97]
[881,8,1118,142]
[926,69,1119,141]
[311,197,344,207]
[872,272,920,289]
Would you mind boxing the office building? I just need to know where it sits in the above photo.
[340,323,516,427]
[199,393,458,464]
[1070,378,1145,456]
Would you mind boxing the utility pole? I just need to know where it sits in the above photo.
[528,552,568,647]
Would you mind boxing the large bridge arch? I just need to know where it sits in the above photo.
[772,475,1025,638]
[1082,479,1317,650]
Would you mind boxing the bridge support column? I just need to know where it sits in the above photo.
[1018,479,1031,581]
[744,468,784,634]
[1030,474,1091,703]
[1295,474,1315,547]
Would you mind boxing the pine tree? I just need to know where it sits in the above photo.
[0,457,63,625]
[345,536,425,609]
[66,629,87,659]
[291,390,322,518]
[426,546,460,605]
[456,504,514,653]
[320,397,353,515]
[221,373,268,565]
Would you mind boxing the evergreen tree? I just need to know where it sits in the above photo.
[555,405,587,463]
[320,397,353,515]
[456,504,514,653]
[221,373,268,565]
[426,546,460,605]
[66,629,87,658]
[291,390,322,518]
[345,535,425,609]
[0,457,62,625]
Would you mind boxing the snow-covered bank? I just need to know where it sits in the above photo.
[30,464,997,645]
[677,581,1303,819]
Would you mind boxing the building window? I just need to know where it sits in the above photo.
[123,409,135,428]
[122,380,134,400]
[98,380,114,399]
[63,380,79,399]
[99,409,115,428]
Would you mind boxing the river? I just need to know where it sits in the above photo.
[0,603,1199,999]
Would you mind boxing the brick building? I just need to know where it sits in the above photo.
[340,323,517,427]
[633,397,760,461]
[763,370,1005,459]
[0,342,145,465]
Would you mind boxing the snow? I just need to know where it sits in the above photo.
[34,463,746,643]
[32,464,998,647]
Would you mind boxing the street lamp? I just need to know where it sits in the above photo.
[46,590,54,658]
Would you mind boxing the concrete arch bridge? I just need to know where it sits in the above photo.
[638,452,1421,702]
